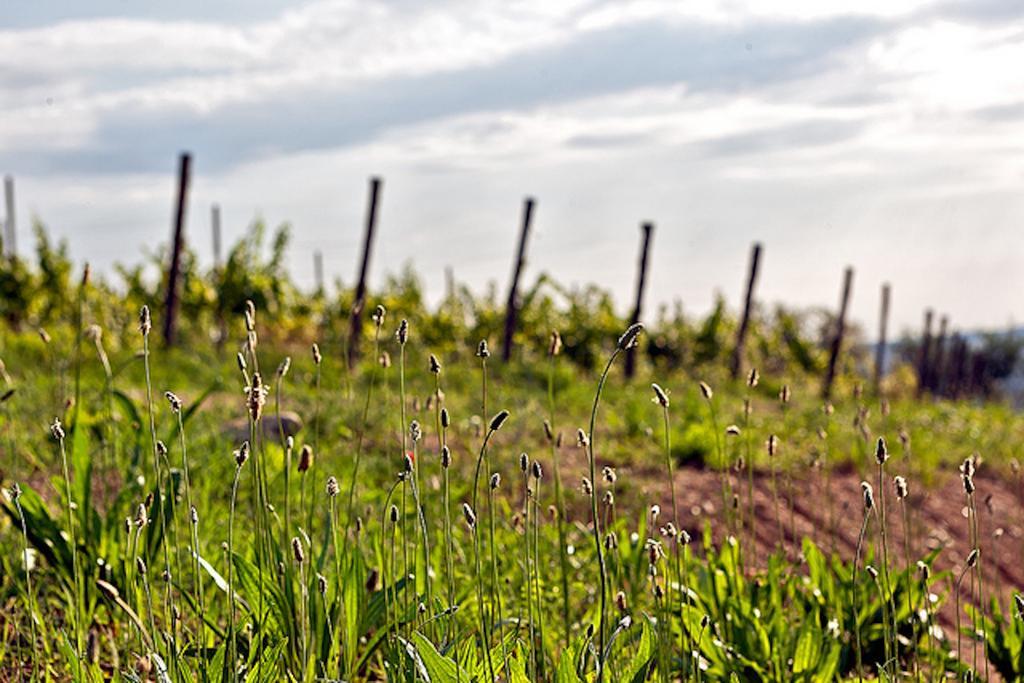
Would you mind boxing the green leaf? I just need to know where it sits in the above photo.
[619,616,655,683]
[792,624,819,673]
[410,632,458,682]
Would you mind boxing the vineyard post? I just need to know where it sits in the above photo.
[624,222,654,378]
[211,203,226,347]
[501,197,534,363]
[932,315,949,395]
[211,204,222,268]
[950,333,967,398]
[3,175,15,259]
[873,282,891,394]
[314,250,324,294]
[822,266,853,400]
[916,309,934,397]
[163,152,191,347]
[346,176,382,368]
[729,242,762,380]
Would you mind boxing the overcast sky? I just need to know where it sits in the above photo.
[2,0,1023,336]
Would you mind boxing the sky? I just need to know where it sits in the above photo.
[1,0,1023,338]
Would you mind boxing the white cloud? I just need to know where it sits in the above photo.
[3,0,1024,333]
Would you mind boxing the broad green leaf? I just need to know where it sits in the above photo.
[411,632,458,682]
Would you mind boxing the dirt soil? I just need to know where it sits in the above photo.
[617,460,1024,629]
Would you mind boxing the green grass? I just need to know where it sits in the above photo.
[0,302,1021,681]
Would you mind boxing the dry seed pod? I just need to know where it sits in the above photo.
[651,383,670,408]
[548,331,562,357]
[617,323,643,350]
[861,481,875,510]
[489,410,510,432]
[165,392,182,413]
[298,445,313,473]
[235,442,250,467]
[894,475,908,500]
[581,477,593,496]
[874,437,889,465]
[462,503,477,529]
[615,591,628,613]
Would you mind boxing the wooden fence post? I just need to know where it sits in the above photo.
[163,152,191,347]
[624,222,654,378]
[729,242,762,380]
[313,250,324,293]
[916,309,934,397]
[3,175,15,259]
[873,282,891,394]
[501,197,534,363]
[932,315,949,395]
[948,333,965,398]
[822,266,853,400]
[211,204,222,269]
[347,176,382,368]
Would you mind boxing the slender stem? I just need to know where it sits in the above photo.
[343,324,383,555]
[175,410,205,666]
[56,432,83,677]
[227,465,242,682]
[142,333,174,645]
[13,493,40,679]
[854,509,871,683]
[955,564,971,676]
[546,354,572,647]
[587,348,622,680]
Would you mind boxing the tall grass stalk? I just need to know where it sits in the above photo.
[531,463,546,678]
[588,323,642,680]
[139,306,175,645]
[955,549,979,678]
[742,371,757,564]
[465,501,494,682]
[546,331,572,647]
[487,473,509,679]
[343,307,385,555]
[471,409,507,681]
[11,483,40,679]
[521,460,535,678]
[168,393,206,672]
[52,420,83,676]
[874,438,897,667]
[227,445,248,680]
[699,382,729,535]
[854,481,874,682]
